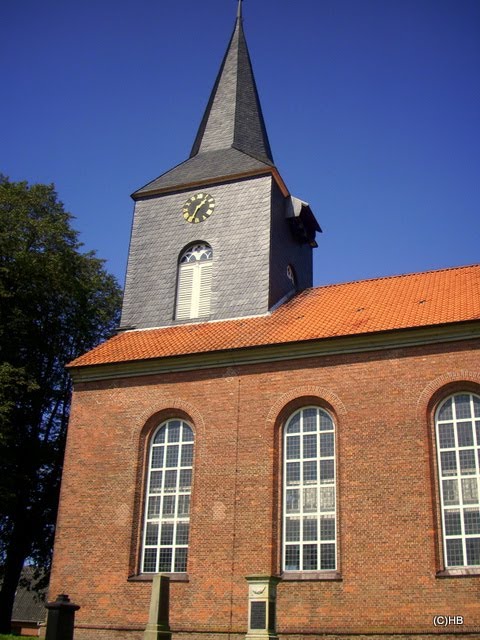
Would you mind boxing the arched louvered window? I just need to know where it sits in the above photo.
[283,407,337,572]
[435,393,480,568]
[175,243,213,320]
[142,419,194,573]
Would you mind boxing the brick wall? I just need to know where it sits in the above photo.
[49,338,480,639]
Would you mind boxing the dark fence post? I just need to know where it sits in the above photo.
[45,594,80,640]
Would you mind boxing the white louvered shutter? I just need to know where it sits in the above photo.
[197,262,213,317]
[175,264,195,320]
[176,261,212,320]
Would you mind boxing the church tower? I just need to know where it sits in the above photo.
[120,1,320,330]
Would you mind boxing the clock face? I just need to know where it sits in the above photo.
[183,192,215,223]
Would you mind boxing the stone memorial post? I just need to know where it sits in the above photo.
[245,576,280,640]
[144,574,172,640]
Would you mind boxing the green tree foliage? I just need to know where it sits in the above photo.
[0,176,122,632]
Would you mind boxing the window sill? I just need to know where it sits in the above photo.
[436,568,480,578]
[281,571,342,581]
[128,573,189,582]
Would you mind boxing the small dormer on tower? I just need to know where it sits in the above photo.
[120,2,321,331]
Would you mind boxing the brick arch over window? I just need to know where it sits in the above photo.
[417,371,480,422]
[175,242,213,320]
[266,386,347,430]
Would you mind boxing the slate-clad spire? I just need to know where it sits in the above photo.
[133,2,276,198]
[190,3,273,164]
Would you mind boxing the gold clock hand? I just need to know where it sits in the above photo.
[193,196,209,216]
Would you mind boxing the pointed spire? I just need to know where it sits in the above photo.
[190,2,273,164]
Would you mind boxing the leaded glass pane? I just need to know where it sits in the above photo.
[286,462,300,485]
[303,434,317,458]
[438,398,453,421]
[174,548,188,572]
[455,395,472,419]
[474,398,480,418]
[167,421,181,442]
[143,548,157,573]
[440,451,457,476]
[153,428,166,444]
[285,545,300,570]
[319,412,333,431]
[320,486,335,512]
[145,523,159,546]
[442,479,459,505]
[177,494,190,516]
[286,436,300,460]
[176,522,189,545]
[164,470,177,491]
[460,449,476,475]
[151,447,164,469]
[149,471,162,493]
[458,423,474,447]
[286,413,300,434]
[303,409,317,432]
[438,424,455,449]
[160,523,174,545]
[320,459,335,484]
[303,488,317,512]
[444,509,462,536]
[320,543,336,570]
[320,432,334,457]
[179,469,192,488]
[182,425,194,442]
[320,517,335,541]
[462,478,478,504]
[181,444,194,466]
[303,544,317,570]
[285,518,300,542]
[303,518,318,541]
[466,538,480,565]
[162,496,175,516]
[303,461,317,483]
[148,496,160,517]
[166,445,179,468]
[464,509,480,535]
[286,489,300,513]
[158,548,173,572]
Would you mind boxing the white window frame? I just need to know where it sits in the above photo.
[175,244,213,320]
[282,406,337,572]
[141,419,194,573]
[435,392,480,568]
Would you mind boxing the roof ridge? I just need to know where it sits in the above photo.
[309,263,480,293]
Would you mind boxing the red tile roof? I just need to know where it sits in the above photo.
[70,264,480,368]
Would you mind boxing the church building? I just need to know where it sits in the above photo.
[49,3,480,639]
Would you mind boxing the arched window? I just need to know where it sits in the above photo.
[142,419,194,573]
[435,393,480,568]
[175,243,213,320]
[283,407,337,572]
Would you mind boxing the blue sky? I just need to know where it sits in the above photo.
[2,0,479,288]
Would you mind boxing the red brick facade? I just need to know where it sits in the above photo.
[49,336,480,639]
